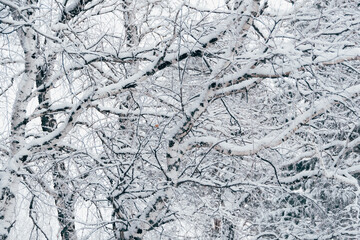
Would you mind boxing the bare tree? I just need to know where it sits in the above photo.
[0,0,359,239]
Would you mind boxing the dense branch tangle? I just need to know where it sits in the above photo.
[0,0,359,239]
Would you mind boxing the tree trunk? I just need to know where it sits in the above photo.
[0,9,38,237]
[111,1,140,238]
[53,163,77,240]
[35,59,78,240]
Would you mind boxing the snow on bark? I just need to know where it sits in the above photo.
[183,83,360,157]
[1,15,39,238]
[0,0,359,239]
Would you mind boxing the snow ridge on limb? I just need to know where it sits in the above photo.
[93,1,261,102]
[0,0,358,239]
[165,61,258,183]
[183,84,360,157]
[165,0,262,184]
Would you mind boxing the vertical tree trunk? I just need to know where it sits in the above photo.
[35,57,78,240]
[111,1,141,238]
[0,6,39,236]
[0,172,18,239]
[53,163,77,240]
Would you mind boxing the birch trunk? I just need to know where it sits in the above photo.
[0,10,38,238]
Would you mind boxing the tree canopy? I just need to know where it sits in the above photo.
[0,0,359,239]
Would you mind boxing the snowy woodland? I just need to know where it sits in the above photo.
[0,0,359,239]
